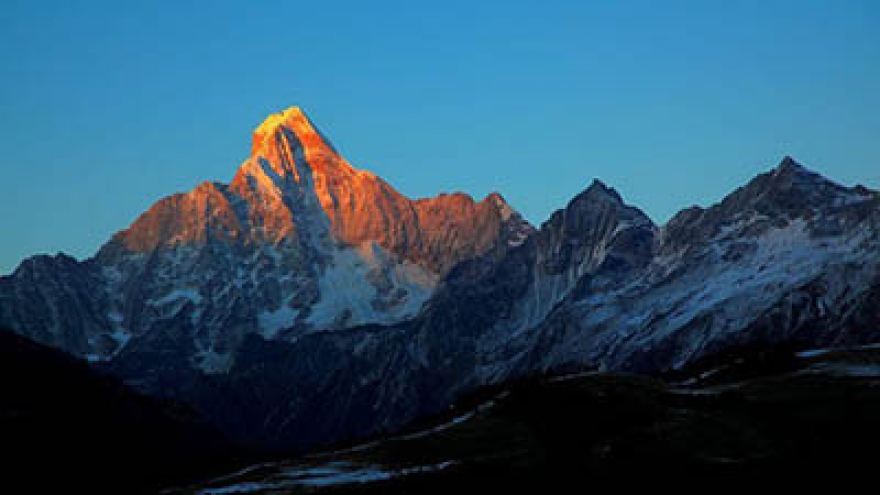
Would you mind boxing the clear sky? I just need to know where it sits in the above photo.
[1,0,878,274]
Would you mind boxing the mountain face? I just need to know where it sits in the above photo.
[107,178,659,450]
[102,156,880,455]
[509,158,880,374]
[0,107,532,372]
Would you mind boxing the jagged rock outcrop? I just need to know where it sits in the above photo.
[509,157,880,373]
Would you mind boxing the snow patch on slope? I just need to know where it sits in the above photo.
[196,460,457,494]
[258,306,299,339]
[558,214,878,371]
[307,242,437,329]
[152,288,203,306]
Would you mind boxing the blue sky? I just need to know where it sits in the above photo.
[1,0,878,274]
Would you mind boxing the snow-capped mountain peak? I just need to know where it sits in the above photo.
[746,156,867,211]
[775,154,808,175]
[252,106,335,156]
[1,107,534,370]
[580,179,625,205]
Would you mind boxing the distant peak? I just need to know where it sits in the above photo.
[775,155,810,176]
[582,179,623,204]
[715,156,866,220]
[485,192,508,207]
[559,179,630,221]
[779,155,799,167]
[254,106,308,134]
[588,178,609,189]
[251,106,333,156]
[484,192,515,221]
[766,156,842,192]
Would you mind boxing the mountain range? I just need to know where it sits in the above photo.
[1,107,531,372]
[2,106,879,456]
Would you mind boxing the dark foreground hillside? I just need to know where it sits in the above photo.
[0,328,241,494]
[184,344,880,493]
